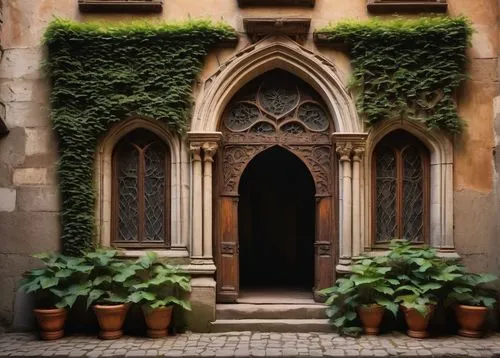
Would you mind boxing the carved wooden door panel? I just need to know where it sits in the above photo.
[215,70,337,302]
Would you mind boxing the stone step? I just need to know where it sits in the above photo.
[216,303,327,320]
[210,318,332,333]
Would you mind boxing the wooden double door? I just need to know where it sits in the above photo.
[215,140,337,303]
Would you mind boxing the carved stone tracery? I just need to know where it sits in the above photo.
[221,70,334,196]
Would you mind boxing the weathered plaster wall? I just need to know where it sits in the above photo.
[0,0,498,327]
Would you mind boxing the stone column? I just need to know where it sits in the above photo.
[190,143,203,258]
[337,143,353,270]
[352,146,365,258]
[202,142,217,259]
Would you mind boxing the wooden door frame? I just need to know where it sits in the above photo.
[215,141,337,303]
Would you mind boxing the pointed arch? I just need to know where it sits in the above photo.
[191,36,362,134]
[365,119,454,251]
[95,118,188,255]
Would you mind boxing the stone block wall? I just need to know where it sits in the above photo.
[0,0,498,330]
[0,0,61,328]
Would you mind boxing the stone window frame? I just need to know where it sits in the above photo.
[363,119,455,256]
[371,130,431,246]
[95,117,189,258]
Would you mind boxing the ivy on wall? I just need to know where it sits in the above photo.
[44,19,236,255]
[316,17,472,133]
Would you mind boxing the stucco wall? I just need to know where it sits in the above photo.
[0,0,498,328]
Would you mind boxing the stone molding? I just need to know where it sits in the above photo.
[366,0,447,13]
[191,36,362,134]
[78,0,163,12]
[243,18,311,42]
[94,117,188,250]
[238,0,315,7]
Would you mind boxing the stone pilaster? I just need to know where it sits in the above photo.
[336,142,353,270]
[202,142,217,260]
[332,133,368,272]
[190,143,203,259]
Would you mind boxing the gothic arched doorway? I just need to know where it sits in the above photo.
[239,146,315,290]
[215,70,336,303]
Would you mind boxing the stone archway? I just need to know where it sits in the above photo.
[214,69,336,303]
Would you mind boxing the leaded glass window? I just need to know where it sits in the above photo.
[112,129,170,248]
[373,130,429,244]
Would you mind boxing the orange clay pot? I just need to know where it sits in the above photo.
[357,304,385,335]
[33,308,67,340]
[401,304,435,338]
[142,305,173,338]
[93,303,129,340]
[456,304,488,338]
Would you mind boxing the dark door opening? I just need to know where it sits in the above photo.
[238,146,315,290]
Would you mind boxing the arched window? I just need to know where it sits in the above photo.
[372,130,430,244]
[112,129,170,248]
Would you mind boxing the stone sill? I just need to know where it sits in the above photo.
[367,0,448,13]
[118,248,189,258]
[78,0,163,13]
[238,0,315,7]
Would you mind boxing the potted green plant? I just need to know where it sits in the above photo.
[320,255,398,336]
[127,252,191,338]
[446,270,497,338]
[387,240,461,338]
[83,249,137,340]
[19,253,91,340]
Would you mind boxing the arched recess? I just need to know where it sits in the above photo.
[191,36,362,134]
[95,117,189,257]
[364,119,454,253]
[214,69,336,303]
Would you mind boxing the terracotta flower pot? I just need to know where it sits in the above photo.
[33,308,67,340]
[401,304,435,338]
[93,303,129,340]
[142,305,173,338]
[357,304,384,335]
[456,304,488,338]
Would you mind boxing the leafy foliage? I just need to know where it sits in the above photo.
[316,17,472,133]
[321,240,498,335]
[81,249,137,308]
[127,252,191,310]
[320,255,398,336]
[44,19,236,254]
[19,253,92,309]
[446,268,497,308]
[387,240,460,316]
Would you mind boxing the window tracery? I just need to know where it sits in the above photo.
[112,129,170,248]
[223,71,330,135]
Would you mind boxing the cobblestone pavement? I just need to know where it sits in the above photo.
[2,332,500,357]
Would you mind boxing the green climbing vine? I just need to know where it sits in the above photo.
[44,19,236,255]
[316,16,472,133]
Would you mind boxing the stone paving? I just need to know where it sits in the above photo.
[2,332,500,357]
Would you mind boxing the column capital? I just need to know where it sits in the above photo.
[352,147,365,162]
[336,142,353,162]
[202,142,218,163]
[187,131,223,144]
[190,144,202,162]
[331,132,368,147]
